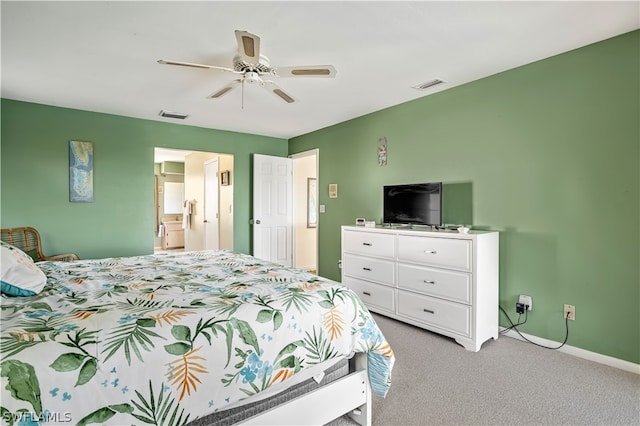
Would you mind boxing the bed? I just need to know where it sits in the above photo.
[0,245,394,425]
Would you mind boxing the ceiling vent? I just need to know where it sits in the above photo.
[159,110,189,119]
[412,79,447,91]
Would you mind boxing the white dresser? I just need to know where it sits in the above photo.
[341,225,499,352]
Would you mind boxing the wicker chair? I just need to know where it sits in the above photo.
[1,227,79,261]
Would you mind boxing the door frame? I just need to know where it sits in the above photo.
[290,149,319,273]
[204,157,220,251]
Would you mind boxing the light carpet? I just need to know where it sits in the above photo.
[330,313,639,426]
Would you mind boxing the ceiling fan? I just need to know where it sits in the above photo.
[158,30,337,105]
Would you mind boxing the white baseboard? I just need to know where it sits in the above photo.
[500,328,640,375]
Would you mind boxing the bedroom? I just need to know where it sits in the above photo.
[1,1,638,425]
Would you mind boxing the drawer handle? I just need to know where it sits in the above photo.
[362,242,372,246]
[363,267,372,271]
[424,250,437,254]
[423,308,435,314]
[423,280,436,284]
[363,291,371,296]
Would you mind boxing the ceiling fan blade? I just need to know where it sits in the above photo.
[234,30,261,63]
[158,59,236,73]
[208,80,242,99]
[262,81,296,104]
[274,65,337,78]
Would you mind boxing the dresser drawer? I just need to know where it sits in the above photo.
[343,230,395,259]
[397,290,470,337]
[397,264,471,304]
[342,276,395,313]
[343,253,395,285]
[398,235,471,271]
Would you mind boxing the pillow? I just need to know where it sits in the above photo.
[1,241,47,296]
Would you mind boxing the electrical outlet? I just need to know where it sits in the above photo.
[518,295,532,311]
[564,304,575,320]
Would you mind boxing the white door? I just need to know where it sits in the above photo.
[204,158,219,250]
[253,154,293,266]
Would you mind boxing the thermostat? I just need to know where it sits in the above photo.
[356,218,366,226]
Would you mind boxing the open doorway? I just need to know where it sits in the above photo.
[154,148,234,253]
[291,149,318,274]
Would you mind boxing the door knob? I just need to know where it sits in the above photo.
[256,220,261,224]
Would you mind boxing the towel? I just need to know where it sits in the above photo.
[183,200,193,229]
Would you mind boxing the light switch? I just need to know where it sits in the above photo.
[319,204,326,213]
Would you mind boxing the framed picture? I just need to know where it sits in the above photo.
[69,140,94,202]
[221,170,231,186]
[378,136,387,166]
[307,178,317,228]
[328,183,338,198]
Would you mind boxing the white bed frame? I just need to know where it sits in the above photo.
[240,353,372,426]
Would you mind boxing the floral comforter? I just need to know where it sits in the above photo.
[0,250,394,425]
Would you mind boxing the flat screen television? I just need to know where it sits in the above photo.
[383,182,442,226]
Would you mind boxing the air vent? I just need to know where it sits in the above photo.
[412,79,447,91]
[159,110,189,119]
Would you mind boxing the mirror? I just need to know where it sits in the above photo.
[164,182,184,214]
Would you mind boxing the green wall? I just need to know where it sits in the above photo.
[289,31,639,364]
[0,100,288,258]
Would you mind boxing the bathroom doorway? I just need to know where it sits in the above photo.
[290,149,318,274]
[154,148,234,253]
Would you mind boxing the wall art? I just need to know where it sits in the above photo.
[221,170,231,186]
[69,140,94,202]
[378,136,387,166]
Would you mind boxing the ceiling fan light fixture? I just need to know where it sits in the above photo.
[412,78,447,90]
[159,110,189,119]
[244,71,262,84]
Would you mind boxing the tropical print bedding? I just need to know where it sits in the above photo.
[0,250,394,425]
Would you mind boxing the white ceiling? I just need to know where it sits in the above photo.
[2,1,638,140]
